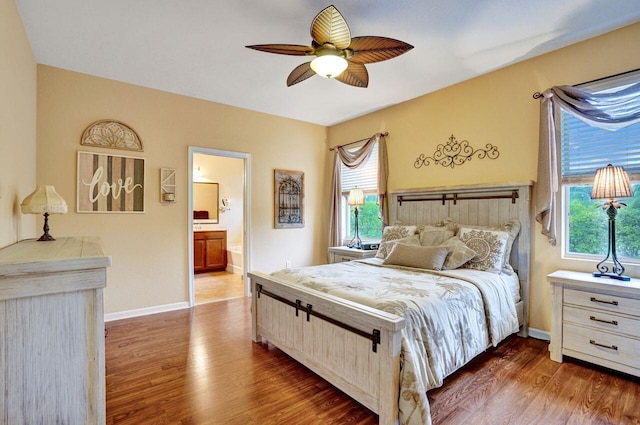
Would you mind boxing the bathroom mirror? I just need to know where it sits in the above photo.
[193,182,219,223]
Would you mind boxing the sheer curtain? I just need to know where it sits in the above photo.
[535,82,640,245]
[328,132,388,247]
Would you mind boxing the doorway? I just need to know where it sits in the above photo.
[188,147,251,307]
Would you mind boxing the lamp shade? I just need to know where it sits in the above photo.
[591,164,634,200]
[348,187,365,206]
[310,55,348,79]
[20,185,68,215]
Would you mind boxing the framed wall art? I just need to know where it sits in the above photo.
[274,169,304,228]
[77,151,145,213]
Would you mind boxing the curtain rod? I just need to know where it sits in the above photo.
[532,67,640,99]
[329,132,389,151]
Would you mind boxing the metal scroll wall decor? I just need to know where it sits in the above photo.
[274,169,304,229]
[414,134,499,169]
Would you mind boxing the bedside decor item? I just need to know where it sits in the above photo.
[274,169,304,229]
[77,151,145,213]
[347,187,364,249]
[20,185,68,241]
[246,5,413,88]
[160,168,176,203]
[81,120,143,151]
[591,164,634,281]
[414,134,500,169]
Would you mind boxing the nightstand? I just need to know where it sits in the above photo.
[548,270,640,377]
[328,246,378,263]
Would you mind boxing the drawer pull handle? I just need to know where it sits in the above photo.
[590,316,618,326]
[589,340,618,351]
[590,297,618,306]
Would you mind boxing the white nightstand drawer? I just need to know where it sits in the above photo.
[334,255,356,263]
[328,246,378,264]
[563,305,640,339]
[564,288,640,316]
[563,322,640,370]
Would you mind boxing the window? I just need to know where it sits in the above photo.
[561,70,640,262]
[341,143,382,243]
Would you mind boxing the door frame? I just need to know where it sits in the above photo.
[188,146,252,307]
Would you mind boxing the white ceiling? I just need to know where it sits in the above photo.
[15,0,640,126]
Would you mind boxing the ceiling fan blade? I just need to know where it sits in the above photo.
[246,44,313,56]
[335,62,368,88]
[287,62,316,86]
[348,36,414,64]
[310,5,351,49]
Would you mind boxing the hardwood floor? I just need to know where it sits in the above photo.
[106,298,640,424]
[194,271,244,304]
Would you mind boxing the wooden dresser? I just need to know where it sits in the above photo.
[548,270,640,377]
[194,230,227,273]
[0,237,111,424]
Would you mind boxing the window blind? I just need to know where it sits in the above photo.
[561,70,640,182]
[341,142,379,193]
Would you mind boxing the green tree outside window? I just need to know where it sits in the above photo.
[349,194,382,239]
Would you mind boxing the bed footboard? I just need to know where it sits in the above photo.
[249,271,405,425]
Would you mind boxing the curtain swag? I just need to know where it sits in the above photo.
[328,132,389,248]
[534,82,640,245]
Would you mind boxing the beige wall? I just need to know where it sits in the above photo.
[328,23,640,333]
[0,0,37,247]
[36,66,328,314]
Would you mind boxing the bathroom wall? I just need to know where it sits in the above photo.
[193,153,244,245]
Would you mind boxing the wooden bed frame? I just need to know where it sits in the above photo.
[249,181,532,425]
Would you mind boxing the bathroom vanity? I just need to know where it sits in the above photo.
[194,230,227,273]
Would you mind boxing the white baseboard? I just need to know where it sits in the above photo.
[226,264,243,275]
[104,302,190,322]
[527,327,550,341]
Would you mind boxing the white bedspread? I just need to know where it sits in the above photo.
[271,259,519,425]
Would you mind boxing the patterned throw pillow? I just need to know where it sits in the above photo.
[383,244,450,270]
[376,235,420,259]
[450,219,520,275]
[458,228,509,273]
[375,225,418,258]
[440,236,477,270]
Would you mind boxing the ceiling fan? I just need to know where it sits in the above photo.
[246,5,413,88]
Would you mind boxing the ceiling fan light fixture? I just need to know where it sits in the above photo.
[310,53,348,79]
[246,5,413,87]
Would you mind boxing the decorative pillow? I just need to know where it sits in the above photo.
[383,243,450,270]
[376,235,420,259]
[418,227,455,247]
[440,236,477,270]
[458,228,509,273]
[456,219,520,275]
[375,225,418,258]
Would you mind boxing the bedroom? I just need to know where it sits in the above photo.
[1,0,640,423]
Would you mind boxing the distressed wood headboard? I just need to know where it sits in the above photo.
[388,181,533,336]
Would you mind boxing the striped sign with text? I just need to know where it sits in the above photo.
[77,151,145,212]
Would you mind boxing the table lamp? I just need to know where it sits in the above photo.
[347,187,365,249]
[20,185,68,241]
[590,164,634,281]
